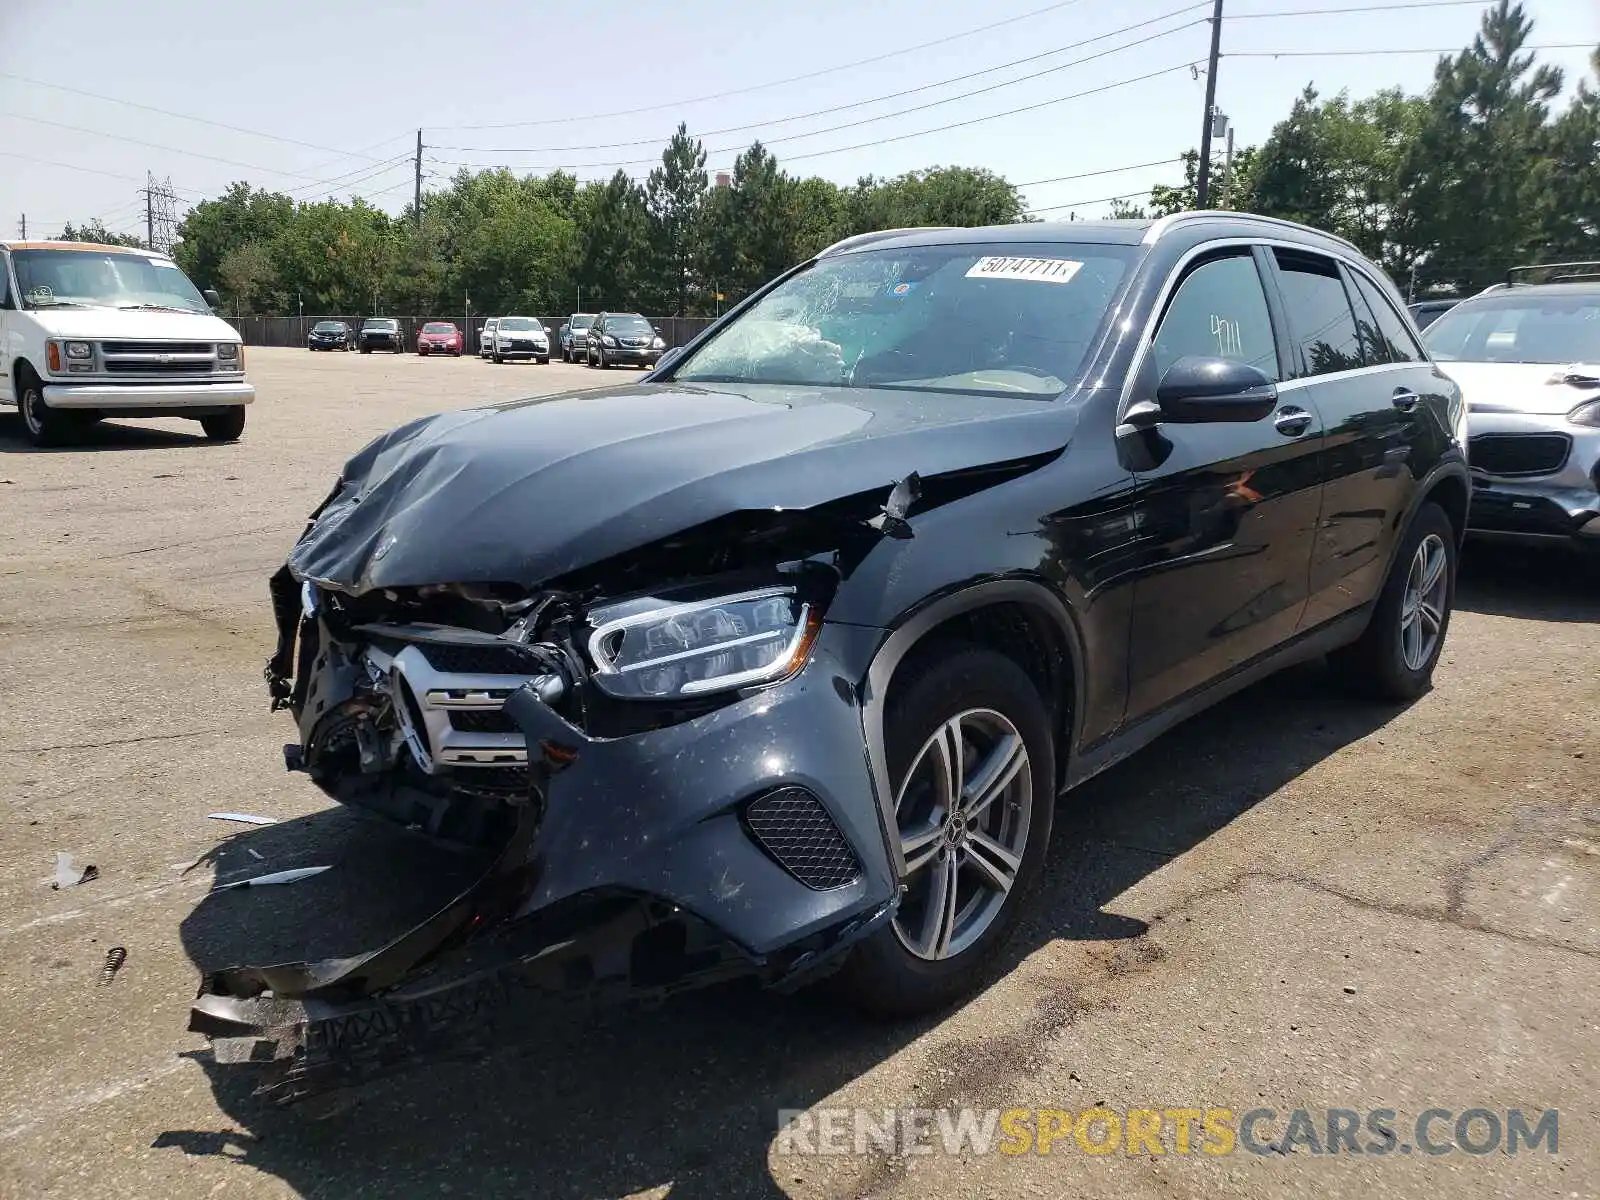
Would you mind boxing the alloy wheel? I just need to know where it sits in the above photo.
[890,708,1032,961]
[1399,532,1449,671]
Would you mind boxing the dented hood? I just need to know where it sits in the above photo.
[290,381,1076,592]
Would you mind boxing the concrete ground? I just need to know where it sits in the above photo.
[0,347,1595,1199]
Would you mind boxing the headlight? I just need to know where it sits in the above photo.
[1569,399,1600,427]
[602,334,617,347]
[586,587,821,699]
[64,341,93,360]
[651,336,665,349]
[217,342,240,361]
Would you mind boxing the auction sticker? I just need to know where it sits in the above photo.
[965,256,1082,284]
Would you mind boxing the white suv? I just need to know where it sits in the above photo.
[1,240,253,446]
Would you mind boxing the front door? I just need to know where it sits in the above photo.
[1120,246,1327,722]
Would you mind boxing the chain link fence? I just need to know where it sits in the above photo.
[224,314,719,355]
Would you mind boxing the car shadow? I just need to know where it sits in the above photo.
[1457,539,1600,622]
[167,659,1403,1198]
[0,413,213,452]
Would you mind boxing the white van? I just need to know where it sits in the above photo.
[0,240,254,447]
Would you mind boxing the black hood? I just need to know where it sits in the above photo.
[289,381,1077,593]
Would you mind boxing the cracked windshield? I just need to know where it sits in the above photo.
[674,242,1133,396]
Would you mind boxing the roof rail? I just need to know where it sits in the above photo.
[815,226,955,258]
[1506,261,1600,285]
[1141,210,1362,254]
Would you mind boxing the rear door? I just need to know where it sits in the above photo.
[1121,244,1327,721]
[1264,248,1423,629]
[0,251,12,403]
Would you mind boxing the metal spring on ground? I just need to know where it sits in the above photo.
[99,947,127,986]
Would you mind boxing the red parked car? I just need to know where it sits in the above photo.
[416,321,464,356]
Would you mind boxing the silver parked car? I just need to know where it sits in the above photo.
[1422,261,1600,550]
[479,317,499,359]
[489,316,550,364]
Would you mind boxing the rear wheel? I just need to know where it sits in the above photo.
[200,408,247,442]
[832,645,1054,1017]
[1330,501,1455,700]
[18,369,76,447]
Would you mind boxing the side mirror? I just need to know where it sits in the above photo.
[1152,356,1277,423]
[203,288,221,307]
[654,346,685,374]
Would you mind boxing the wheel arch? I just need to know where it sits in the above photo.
[858,578,1085,879]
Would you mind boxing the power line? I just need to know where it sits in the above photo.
[1230,40,1592,56]
[0,150,147,184]
[0,71,396,163]
[438,58,1197,174]
[433,4,1209,154]
[0,110,367,181]
[1014,157,1186,189]
[282,154,415,197]
[1031,188,1154,214]
[428,0,1100,131]
[1231,0,1485,16]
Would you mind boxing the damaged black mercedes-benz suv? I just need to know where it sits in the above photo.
[195,214,1470,1103]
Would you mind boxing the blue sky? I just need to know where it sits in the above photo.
[1,0,1595,241]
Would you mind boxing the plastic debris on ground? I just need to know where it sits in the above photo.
[210,865,332,893]
[51,852,99,889]
[205,812,278,826]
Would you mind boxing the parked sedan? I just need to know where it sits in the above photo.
[417,321,464,356]
[479,317,499,359]
[560,312,594,362]
[586,311,664,368]
[204,215,1468,1104]
[307,320,352,351]
[359,317,404,353]
[1422,264,1600,550]
[490,316,549,363]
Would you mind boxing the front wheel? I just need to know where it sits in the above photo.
[1330,501,1456,700]
[538,355,549,365]
[200,408,247,442]
[19,373,77,447]
[832,644,1054,1017]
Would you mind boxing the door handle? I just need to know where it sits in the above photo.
[1392,388,1420,412]
[1272,406,1313,437]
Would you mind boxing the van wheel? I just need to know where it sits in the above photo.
[832,644,1054,1017]
[1330,501,1456,700]
[18,370,75,447]
[200,408,247,442]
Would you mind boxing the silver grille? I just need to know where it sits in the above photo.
[100,341,217,375]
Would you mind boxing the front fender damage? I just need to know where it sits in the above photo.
[188,685,895,1106]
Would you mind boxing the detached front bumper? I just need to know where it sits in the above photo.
[193,617,898,1101]
[43,381,255,410]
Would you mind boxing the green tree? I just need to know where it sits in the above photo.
[217,241,279,314]
[1395,0,1564,292]
[578,171,652,311]
[173,182,293,291]
[645,123,708,315]
[1530,47,1600,262]
[1147,146,1258,216]
[56,220,146,248]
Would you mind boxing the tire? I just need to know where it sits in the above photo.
[597,347,609,369]
[360,346,371,354]
[831,644,1055,1017]
[538,355,549,365]
[1329,501,1456,701]
[492,350,502,364]
[18,369,76,447]
[200,408,247,442]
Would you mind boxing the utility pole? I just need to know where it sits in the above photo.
[146,171,156,250]
[1195,0,1225,208]
[18,214,24,238]
[414,130,423,228]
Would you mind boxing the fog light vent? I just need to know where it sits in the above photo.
[743,787,861,891]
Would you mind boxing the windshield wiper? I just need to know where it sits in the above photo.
[119,303,201,313]
[25,299,94,309]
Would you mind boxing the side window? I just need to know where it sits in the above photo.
[1151,252,1279,382]
[1349,270,1423,363]
[0,254,9,307]
[1273,250,1364,377]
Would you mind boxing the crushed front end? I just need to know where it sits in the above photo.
[195,555,899,1103]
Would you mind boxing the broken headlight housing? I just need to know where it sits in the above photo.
[585,586,822,700]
